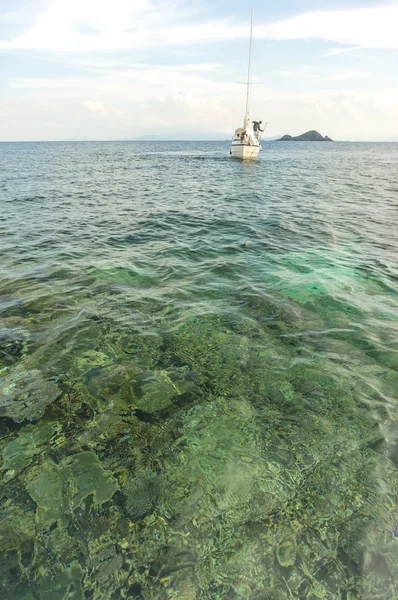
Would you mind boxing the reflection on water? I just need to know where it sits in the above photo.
[0,141,398,599]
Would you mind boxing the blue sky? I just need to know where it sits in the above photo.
[1,0,397,141]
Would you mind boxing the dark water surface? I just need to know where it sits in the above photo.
[0,140,398,599]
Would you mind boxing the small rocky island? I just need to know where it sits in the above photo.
[278,130,333,142]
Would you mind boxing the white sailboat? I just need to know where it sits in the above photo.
[230,8,263,160]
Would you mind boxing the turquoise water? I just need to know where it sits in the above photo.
[0,140,398,599]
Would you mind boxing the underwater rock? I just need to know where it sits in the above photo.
[164,317,254,396]
[26,451,118,526]
[261,590,288,600]
[161,397,281,525]
[123,471,162,519]
[101,314,165,369]
[135,370,180,414]
[26,460,69,526]
[0,328,29,366]
[45,527,79,569]
[307,581,328,599]
[0,514,37,594]
[2,422,59,470]
[66,451,119,510]
[276,533,297,567]
[78,350,111,370]
[38,561,84,600]
[0,367,60,421]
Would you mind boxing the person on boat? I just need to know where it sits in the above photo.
[253,120,263,138]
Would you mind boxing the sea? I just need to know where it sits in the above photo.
[0,140,398,600]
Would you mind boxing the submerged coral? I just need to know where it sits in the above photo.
[26,451,119,526]
[1,245,398,599]
[276,533,296,567]
[38,561,84,600]
[1,305,397,599]
[2,422,59,470]
[0,367,60,421]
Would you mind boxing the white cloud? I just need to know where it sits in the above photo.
[1,2,398,52]
[319,70,371,82]
[81,100,122,116]
[257,5,398,49]
[1,2,398,141]
[323,46,367,57]
[9,62,220,90]
[82,100,107,114]
[1,64,238,139]
[1,64,398,142]
[0,0,155,51]
[279,67,314,78]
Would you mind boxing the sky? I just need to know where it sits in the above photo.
[0,0,397,141]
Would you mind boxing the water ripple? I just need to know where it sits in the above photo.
[0,140,398,599]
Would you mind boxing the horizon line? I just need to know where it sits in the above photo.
[1,139,398,143]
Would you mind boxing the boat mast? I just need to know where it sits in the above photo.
[245,7,253,118]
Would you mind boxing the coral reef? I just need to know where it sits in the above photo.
[1,250,398,599]
[26,451,119,526]
[0,367,60,421]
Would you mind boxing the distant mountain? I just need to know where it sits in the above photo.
[125,131,230,141]
[278,130,333,142]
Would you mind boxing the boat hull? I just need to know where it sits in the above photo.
[230,143,261,160]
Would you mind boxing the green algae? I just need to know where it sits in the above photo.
[26,460,69,526]
[2,422,59,470]
[66,451,119,509]
[26,451,118,526]
[0,515,35,565]
[38,562,84,600]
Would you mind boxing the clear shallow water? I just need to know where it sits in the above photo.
[0,140,398,599]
